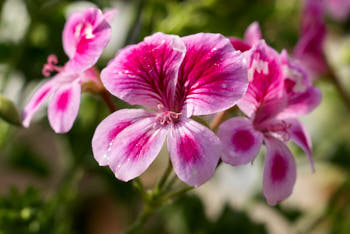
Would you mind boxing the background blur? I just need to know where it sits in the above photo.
[0,0,350,233]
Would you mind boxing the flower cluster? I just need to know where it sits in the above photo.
[23,7,116,133]
[22,7,322,205]
[220,22,321,205]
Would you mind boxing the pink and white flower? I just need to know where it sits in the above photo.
[293,0,328,79]
[218,40,321,205]
[326,0,350,21]
[92,32,248,186]
[22,7,115,133]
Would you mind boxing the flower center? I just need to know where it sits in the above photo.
[156,104,181,125]
[265,120,292,141]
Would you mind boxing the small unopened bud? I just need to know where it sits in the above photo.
[0,94,21,126]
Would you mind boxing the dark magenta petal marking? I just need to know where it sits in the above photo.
[231,129,255,152]
[271,153,288,182]
[56,89,71,111]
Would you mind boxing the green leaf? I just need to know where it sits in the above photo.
[0,94,21,126]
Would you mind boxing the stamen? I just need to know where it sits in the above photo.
[156,110,181,126]
[266,120,292,141]
[42,54,63,77]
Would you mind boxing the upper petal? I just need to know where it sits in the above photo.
[263,137,297,205]
[63,7,113,73]
[167,118,222,187]
[48,79,81,133]
[243,22,262,46]
[177,33,248,117]
[101,32,186,110]
[107,114,167,182]
[218,117,263,166]
[285,118,314,172]
[278,50,322,118]
[238,40,286,123]
[92,109,155,166]
[229,37,252,52]
[22,79,56,128]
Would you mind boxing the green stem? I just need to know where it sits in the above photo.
[125,203,155,234]
[164,186,194,201]
[164,174,178,192]
[133,178,147,200]
[100,90,117,112]
[156,159,173,192]
[327,68,350,111]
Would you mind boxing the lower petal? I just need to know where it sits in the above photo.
[263,137,297,205]
[167,118,221,187]
[108,115,167,182]
[285,118,314,172]
[92,109,155,166]
[278,86,322,119]
[22,79,55,128]
[218,117,263,166]
[48,80,81,133]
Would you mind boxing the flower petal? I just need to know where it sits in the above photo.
[107,115,167,182]
[263,137,297,205]
[229,37,251,52]
[167,118,221,187]
[285,118,314,172]
[218,117,263,166]
[278,50,322,118]
[293,0,328,78]
[238,40,286,123]
[243,21,262,46]
[63,7,112,73]
[22,79,55,128]
[48,79,81,133]
[101,32,186,110]
[103,9,117,25]
[92,109,155,166]
[178,33,248,117]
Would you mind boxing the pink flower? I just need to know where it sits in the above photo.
[218,40,321,205]
[92,32,248,186]
[22,7,116,133]
[326,0,350,21]
[293,0,328,79]
[229,22,262,52]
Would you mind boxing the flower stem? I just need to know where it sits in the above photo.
[327,69,350,111]
[100,90,117,112]
[164,186,194,201]
[125,203,155,234]
[156,159,173,192]
[210,110,227,131]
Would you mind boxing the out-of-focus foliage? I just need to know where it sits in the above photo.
[0,187,75,234]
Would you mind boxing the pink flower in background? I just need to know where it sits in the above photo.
[326,0,350,21]
[92,32,248,186]
[22,7,115,133]
[293,0,328,79]
[218,40,321,205]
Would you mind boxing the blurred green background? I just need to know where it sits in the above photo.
[0,0,350,233]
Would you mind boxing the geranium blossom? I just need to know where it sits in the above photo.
[218,40,321,205]
[92,32,248,186]
[326,0,350,21]
[22,7,115,133]
[293,0,328,79]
